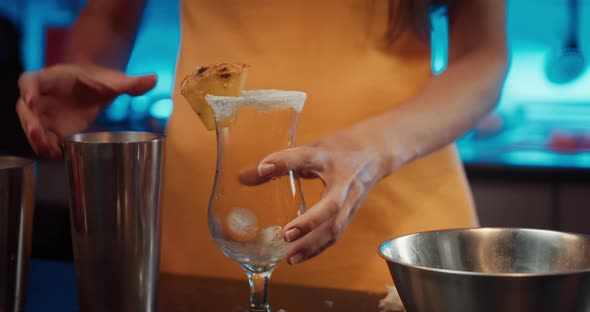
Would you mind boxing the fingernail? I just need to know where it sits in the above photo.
[289,253,303,265]
[285,228,301,243]
[257,163,276,177]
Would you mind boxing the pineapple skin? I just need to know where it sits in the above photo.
[180,63,249,130]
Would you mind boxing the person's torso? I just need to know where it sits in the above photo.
[160,0,477,293]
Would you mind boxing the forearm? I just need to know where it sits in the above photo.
[375,50,508,172]
[64,0,145,71]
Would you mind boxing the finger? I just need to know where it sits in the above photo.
[122,74,158,96]
[238,165,321,186]
[39,65,158,101]
[241,146,324,184]
[36,114,69,159]
[16,98,50,156]
[88,68,157,96]
[18,72,40,108]
[261,146,326,175]
[37,96,95,137]
[285,219,341,265]
[238,146,324,186]
[282,188,345,243]
[285,182,365,265]
[29,127,51,157]
[237,165,272,186]
[44,130,62,159]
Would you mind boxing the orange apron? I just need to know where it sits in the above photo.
[160,0,478,293]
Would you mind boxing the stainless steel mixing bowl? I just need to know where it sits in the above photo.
[379,228,590,312]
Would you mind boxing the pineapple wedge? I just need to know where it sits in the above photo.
[180,63,249,130]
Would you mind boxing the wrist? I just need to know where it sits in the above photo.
[358,114,416,179]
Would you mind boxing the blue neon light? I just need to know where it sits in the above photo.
[150,99,174,119]
[104,95,130,122]
[430,5,449,75]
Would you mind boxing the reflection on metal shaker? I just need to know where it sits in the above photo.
[0,156,35,312]
[63,132,164,312]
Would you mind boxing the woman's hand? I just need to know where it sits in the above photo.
[16,64,157,158]
[241,122,395,265]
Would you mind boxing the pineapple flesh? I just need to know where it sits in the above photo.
[180,63,249,130]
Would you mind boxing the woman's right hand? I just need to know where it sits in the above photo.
[16,64,157,158]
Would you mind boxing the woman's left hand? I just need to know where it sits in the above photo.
[240,122,395,265]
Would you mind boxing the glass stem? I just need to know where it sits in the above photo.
[245,270,273,312]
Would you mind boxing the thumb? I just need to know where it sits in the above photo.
[238,146,324,186]
[259,146,325,177]
[119,74,158,96]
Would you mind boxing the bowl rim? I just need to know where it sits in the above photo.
[378,227,590,278]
